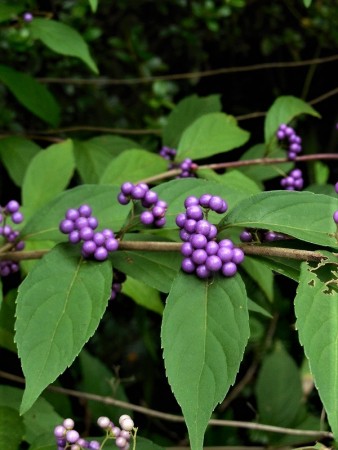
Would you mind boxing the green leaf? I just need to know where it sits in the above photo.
[0,406,24,450]
[79,350,131,421]
[154,178,256,229]
[255,344,303,427]
[239,143,294,181]
[0,289,16,353]
[111,235,180,293]
[21,184,129,242]
[134,437,165,450]
[220,190,338,247]
[88,0,98,12]
[22,139,75,215]
[0,65,60,126]
[312,161,330,185]
[264,96,320,144]
[30,18,98,74]
[0,137,40,187]
[0,385,62,444]
[122,276,164,314]
[242,256,274,302]
[163,94,222,149]
[15,244,112,414]
[0,5,25,22]
[177,112,249,160]
[247,298,272,318]
[255,256,301,281]
[303,0,312,7]
[161,272,249,450]
[99,149,167,185]
[295,261,338,438]
[74,135,140,183]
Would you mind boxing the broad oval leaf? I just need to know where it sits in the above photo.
[161,272,249,450]
[220,190,338,247]
[15,244,112,414]
[163,94,222,149]
[99,149,167,185]
[21,184,130,242]
[177,112,250,160]
[0,137,40,187]
[264,96,320,144]
[295,261,338,438]
[22,139,75,216]
[30,18,98,73]
[0,65,60,126]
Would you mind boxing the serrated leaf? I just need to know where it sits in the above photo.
[0,406,24,450]
[161,272,249,450]
[0,137,40,186]
[239,143,293,181]
[30,18,98,73]
[295,261,338,438]
[15,244,112,414]
[220,190,338,247]
[177,112,249,160]
[264,96,320,144]
[255,344,303,427]
[111,235,180,293]
[88,0,98,12]
[0,65,60,126]
[163,94,222,149]
[79,350,131,420]
[74,135,140,183]
[99,149,167,185]
[122,276,163,314]
[0,385,62,444]
[22,139,75,215]
[21,184,129,242]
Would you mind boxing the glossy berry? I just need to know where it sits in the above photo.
[333,211,338,224]
[54,425,66,438]
[5,200,20,213]
[240,230,253,242]
[276,124,302,160]
[66,430,80,444]
[222,262,238,277]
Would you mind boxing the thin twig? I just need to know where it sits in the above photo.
[31,126,162,136]
[0,370,332,438]
[36,54,338,85]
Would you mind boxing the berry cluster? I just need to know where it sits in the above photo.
[276,124,302,160]
[176,194,244,278]
[280,168,304,191]
[97,414,134,449]
[110,270,127,300]
[54,418,100,450]
[0,200,25,277]
[59,205,119,261]
[118,182,168,227]
[158,146,197,178]
[240,228,287,243]
[333,182,338,225]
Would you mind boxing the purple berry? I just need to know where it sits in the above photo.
[11,211,24,224]
[88,441,100,450]
[140,211,154,225]
[179,229,191,242]
[232,248,245,264]
[184,196,199,208]
[118,193,130,205]
[131,185,146,199]
[79,226,94,241]
[152,205,166,218]
[144,190,158,205]
[82,240,96,254]
[184,219,197,233]
[333,211,338,224]
[196,264,211,279]
[93,232,105,246]
[199,194,212,208]
[219,239,234,249]
[208,224,218,240]
[5,200,20,213]
[190,234,208,249]
[222,262,238,277]
[102,228,114,238]
[154,217,166,227]
[54,425,66,438]
[66,208,80,221]
[264,231,277,242]
[186,205,203,221]
[217,246,233,262]
[94,246,108,261]
[191,249,208,265]
[66,430,79,444]
[240,230,253,242]
[181,242,193,257]
[205,240,219,255]
[181,258,195,273]
[78,204,92,217]
[121,182,134,195]
[205,255,222,272]
[87,217,98,229]
[175,213,186,228]
[23,12,33,22]
[15,241,25,250]
[69,230,81,244]
[105,238,119,252]
[209,196,224,213]
[75,217,88,229]
[195,220,211,236]
[335,182,338,194]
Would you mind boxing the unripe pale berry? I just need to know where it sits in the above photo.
[97,416,111,429]
[120,417,134,431]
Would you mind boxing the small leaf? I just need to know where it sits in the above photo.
[220,190,338,247]
[99,149,167,185]
[22,139,75,215]
[255,344,303,427]
[0,137,40,186]
[264,96,320,144]
[161,272,249,450]
[15,244,112,413]
[74,135,140,183]
[0,406,24,450]
[30,18,98,73]
[177,112,249,160]
[163,94,222,149]
[242,256,274,302]
[21,185,129,242]
[88,0,98,12]
[295,262,338,438]
[122,276,164,314]
[303,0,312,7]
[0,65,60,126]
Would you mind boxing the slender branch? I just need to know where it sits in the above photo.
[30,126,161,136]
[36,54,338,85]
[0,370,332,438]
[0,243,326,263]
